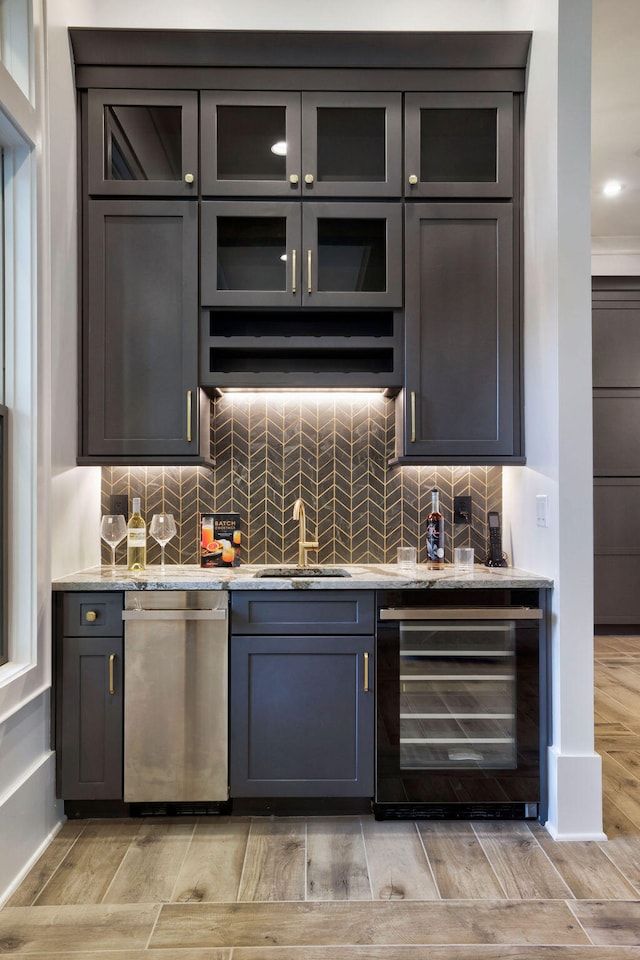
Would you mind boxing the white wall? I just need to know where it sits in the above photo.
[49,0,101,580]
[503,0,603,838]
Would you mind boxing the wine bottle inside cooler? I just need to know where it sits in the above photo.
[127,497,147,571]
[426,487,445,568]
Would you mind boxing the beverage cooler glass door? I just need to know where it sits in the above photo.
[375,607,542,815]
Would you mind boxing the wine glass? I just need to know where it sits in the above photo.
[149,513,177,571]
[100,514,127,574]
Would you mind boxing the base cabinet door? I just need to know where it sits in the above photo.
[397,201,521,463]
[59,635,124,800]
[230,635,374,797]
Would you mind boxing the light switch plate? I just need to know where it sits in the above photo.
[536,494,549,528]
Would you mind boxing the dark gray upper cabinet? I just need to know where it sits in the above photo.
[404,92,514,198]
[73,31,528,459]
[201,90,402,198]
[395,202,521,464]
[82,199,210,463]
[201,199,403,309]
[86,89,198,197]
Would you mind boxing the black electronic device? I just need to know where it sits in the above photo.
[485,510,507,567]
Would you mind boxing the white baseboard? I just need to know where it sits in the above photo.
[0,751,65,906]
[545,746,606,840]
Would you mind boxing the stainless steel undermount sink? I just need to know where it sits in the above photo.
[253,566,351,578]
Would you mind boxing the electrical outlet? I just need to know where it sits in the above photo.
[109,494,129,520]
[453,495,472,525]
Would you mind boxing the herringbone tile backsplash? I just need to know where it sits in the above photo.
[101,394,501,566]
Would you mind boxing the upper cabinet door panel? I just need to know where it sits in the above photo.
[402,202,517,460]
[87,90,198,197]
[302,202,403,309]
[301,92,402,197]
[404,92,513,198]
[85,200,199,458]
[201,91,302,197]
[201,200,302,306]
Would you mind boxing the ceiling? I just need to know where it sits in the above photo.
[591,0,640,241]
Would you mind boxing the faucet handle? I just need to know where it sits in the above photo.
[298,540,319,567]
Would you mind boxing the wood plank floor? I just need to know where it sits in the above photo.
[2,635,640,957]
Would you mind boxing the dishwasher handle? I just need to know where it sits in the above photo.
[122,608,227,622]
[379,607,542,621]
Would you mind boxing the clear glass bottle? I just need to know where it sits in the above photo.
[426,487,445,568]
[127,497,147,571]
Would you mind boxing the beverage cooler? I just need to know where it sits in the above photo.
[374,589,548,821]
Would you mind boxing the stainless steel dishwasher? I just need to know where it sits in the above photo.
[122,591,228,802]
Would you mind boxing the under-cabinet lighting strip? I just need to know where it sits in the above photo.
[400,674,514,681]
[400,650,513,657]
[400,737,513,744]
[400,713,514,720]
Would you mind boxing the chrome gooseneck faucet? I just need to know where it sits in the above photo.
[293,498,319,567]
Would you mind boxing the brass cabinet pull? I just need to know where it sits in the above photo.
[304,173,314,184]
[292,248,297,295]
[289,173,299,184]
[109,654,116,695]
[408,174,418,185]
[85,610,97,623]
[307,249,312,294]
[184,173,195,184]
[186,390,192,442]
[364,651,370,692]
[410,391,416,443]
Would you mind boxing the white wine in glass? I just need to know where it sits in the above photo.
[149,513,177,571]
[100,515,127,574]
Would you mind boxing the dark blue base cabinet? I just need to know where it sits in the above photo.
[230,591,375,798]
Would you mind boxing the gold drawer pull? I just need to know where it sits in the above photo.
[364,651,370,693]
[109,654,116,695]
[410,392,416,443]
[292,248,297,295]
[85,610,97,622]
[186,390,192,442]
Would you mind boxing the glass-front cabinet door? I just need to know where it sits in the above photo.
[201,201,402,308]
[399,621,517,771]
[201,201,301,307]
[201,91,401,197]
[302,202,402,308]
[201,91,302,196]
[86,90,198,197]
[301,92,401,197]
[404,92,514,198]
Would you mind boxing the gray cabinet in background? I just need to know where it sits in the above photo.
[593,278,640,625]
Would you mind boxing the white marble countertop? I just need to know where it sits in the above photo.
[52,563,553,591]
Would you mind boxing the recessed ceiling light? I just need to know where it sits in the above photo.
[270,141,287,156]
[603,179,623,197]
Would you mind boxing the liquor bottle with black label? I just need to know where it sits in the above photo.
[127,497,147,571]
[426,487,445,568]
